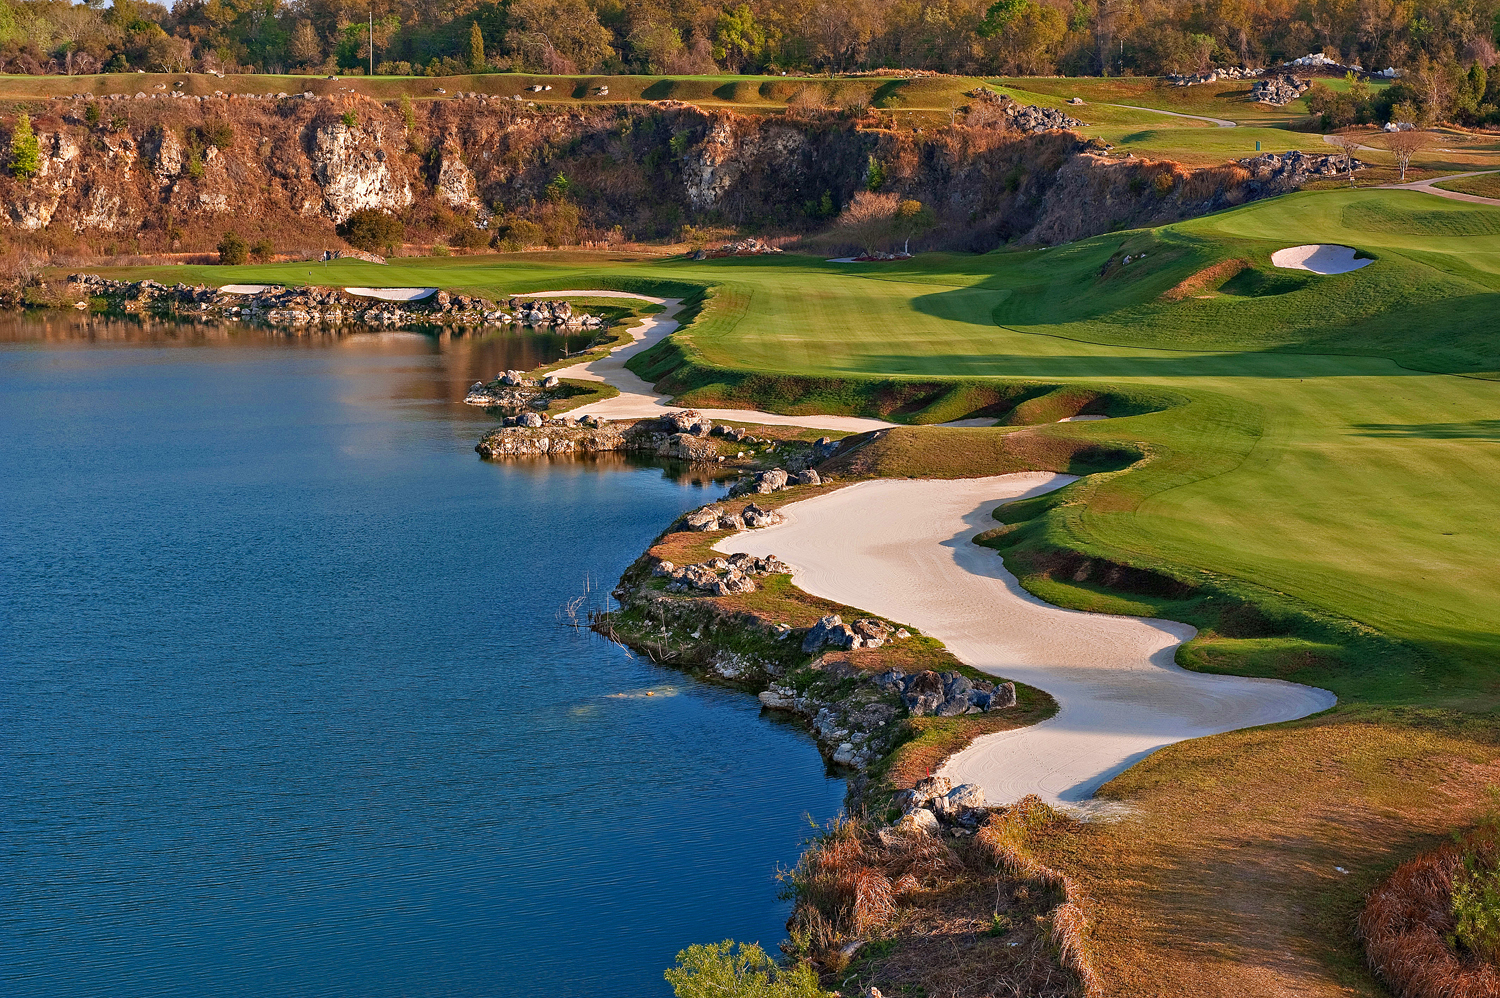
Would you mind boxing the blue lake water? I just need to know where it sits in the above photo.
[0,318,845,997]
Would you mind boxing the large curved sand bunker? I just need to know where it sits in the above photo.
[1270,244,1372,274]
[344,287,438,301]
[716,475,1335,813]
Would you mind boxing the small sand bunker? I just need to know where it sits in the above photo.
[220,284,275,294]
[1058,415,1109,423]
[1270,244,1372,275]
[343,287,438,301]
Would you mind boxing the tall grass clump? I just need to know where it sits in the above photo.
[780,815,960,959]
[1360,823,1500,997]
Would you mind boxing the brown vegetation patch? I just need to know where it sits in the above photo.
[1160,258,1252,301]
[1360,831,1500,998]
[789,802,1090,998]
[1028,712,1500,997]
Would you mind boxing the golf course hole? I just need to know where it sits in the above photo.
[344,287,438,301]
[1270,244,1373,275]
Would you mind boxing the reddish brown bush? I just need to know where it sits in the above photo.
[1360,835,1500,998]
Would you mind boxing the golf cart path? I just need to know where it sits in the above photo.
[1378,170,1500,206]
[1107,103,1236,127]
[530,291,893,433]
[716,476,1336,814]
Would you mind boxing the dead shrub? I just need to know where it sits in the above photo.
[1360,830,1500,998]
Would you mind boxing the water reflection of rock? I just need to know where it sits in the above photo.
[0,312,590,407]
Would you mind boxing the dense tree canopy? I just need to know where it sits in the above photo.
[1,0,1498,83]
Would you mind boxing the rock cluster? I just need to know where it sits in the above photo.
[475,413,722,461]
[507,298,603,328]
[1165,66,1264,86]
[654,552,793,596]
[1003,101,1087,133]
[727,466,822,497]
[802,614,912,653]
[759,658,905,770]
[681,501,785,531]
[1237,150,1364,181]
[717,237,782,256]
[966,89,1085,132]
[66,275,604,330]
[1250,74,1310,105]
[874,668,1017,716]
[894,776,991,833]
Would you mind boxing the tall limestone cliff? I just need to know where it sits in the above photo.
[0,93,1311,256]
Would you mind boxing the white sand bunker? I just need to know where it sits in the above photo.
[343,287,438,301]
[717,476,1334,812]
[1270,244,1372,274]
[220,284,275,294]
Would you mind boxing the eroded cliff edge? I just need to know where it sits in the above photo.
[2,93,1330,255]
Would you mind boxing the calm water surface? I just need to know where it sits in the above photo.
[0,318,845,997]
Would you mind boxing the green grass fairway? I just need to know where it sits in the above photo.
[107,187,1500,707]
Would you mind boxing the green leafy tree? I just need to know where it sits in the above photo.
[866,155,886,192]
[469,21,484,72]
[664,941,832,998]
[9,113,40,180]
[713,4,765,71]
[894,198,936,254]
[217,231,248,265]
[338,209,404,254]
[546,172,572,202]
[978,0,1033,37]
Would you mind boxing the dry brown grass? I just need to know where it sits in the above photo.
[1360,832,1500,998]
[1026,711,1500,998]
[788,808,1088,998]
[1159,258,1251,301]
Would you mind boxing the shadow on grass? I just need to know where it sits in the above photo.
[857,351,1422,379]
[1351,419,1500,440]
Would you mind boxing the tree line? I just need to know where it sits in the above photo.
[2,0,1499,80]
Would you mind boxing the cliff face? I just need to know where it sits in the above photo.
[0,94,1302,256]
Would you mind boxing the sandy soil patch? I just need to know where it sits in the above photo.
[716,476,1335,812]
[1057,415,1108,422]
[343,287,438,301]
[220,284,275,294]
[541,291,894,432]
[1269,245,1372,274]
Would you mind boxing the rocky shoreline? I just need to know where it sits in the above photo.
[64,274,605,330]
[597,475,1023,786]
[474,407,843,468]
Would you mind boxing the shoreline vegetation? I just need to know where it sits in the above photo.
[43,180,1500,995]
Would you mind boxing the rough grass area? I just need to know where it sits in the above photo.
[1360,820,1500,997]
[1032,710,1500,998]
[1433,172,1500,199]
[787,798,1092,997]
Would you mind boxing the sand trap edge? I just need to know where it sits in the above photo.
[1269,244,1372,275]
[344,287,439,301]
